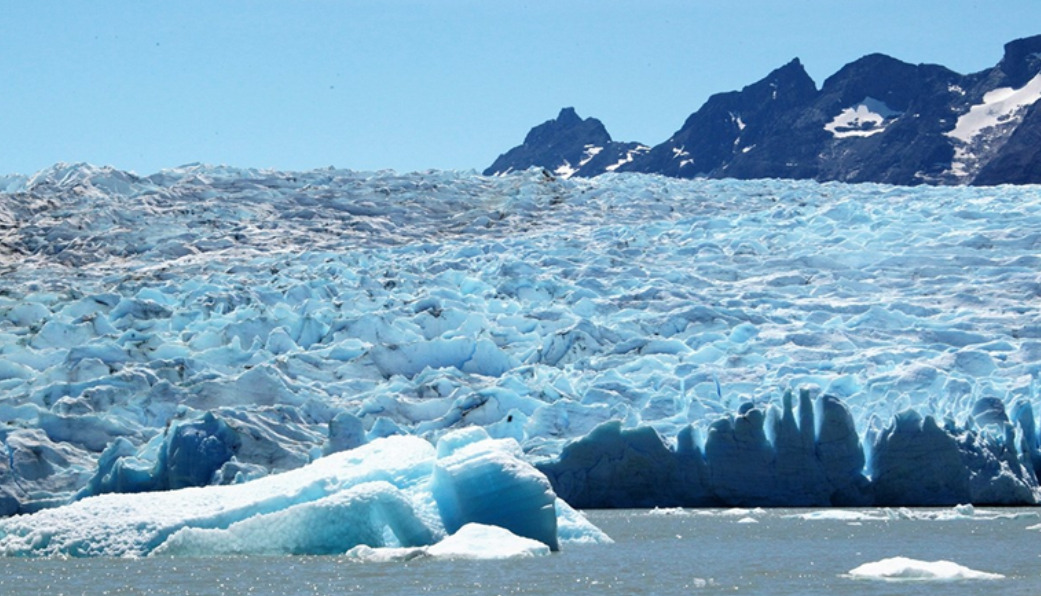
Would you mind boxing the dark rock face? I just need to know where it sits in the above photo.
[490,35,1041,186]
[483,108,648,179]
[619,59,819,180]
[973,102,1041,185]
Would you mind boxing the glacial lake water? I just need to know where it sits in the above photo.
[2,508,1039,595]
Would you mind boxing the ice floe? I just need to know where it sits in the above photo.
[847,557,1004,581]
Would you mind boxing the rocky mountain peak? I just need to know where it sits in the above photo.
[484,108,646,178]
[488,35,1041,186]
[999,34,1041,88]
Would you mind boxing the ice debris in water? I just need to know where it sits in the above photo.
[2,163,1041,512]
[345,523,551,562]
[789,504,1039,522]
[847,557,1004,581]
[0,429,608,557]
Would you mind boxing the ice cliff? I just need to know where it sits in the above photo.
[1,163,1041,519]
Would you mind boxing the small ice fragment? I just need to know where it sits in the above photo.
[425,523,551,559]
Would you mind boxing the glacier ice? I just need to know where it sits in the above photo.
[2,163,1041,514]
[0,430,605,557]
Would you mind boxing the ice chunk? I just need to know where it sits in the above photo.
[553,498,613,545]
[786,510,889,522]
[432,427,560,551]
[425,523,550,559]
[344,522,550,561]
[322,411,367,456]
[152,481,435,556]
[161,412,240,489]
[847,557,1004,581]
[0,436,441,556]
[0,432,596,557]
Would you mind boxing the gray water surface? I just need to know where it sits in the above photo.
[3,508,1039,595]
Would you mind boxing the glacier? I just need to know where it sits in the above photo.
[2,162,1041,535]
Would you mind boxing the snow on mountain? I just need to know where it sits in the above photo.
[824,97,902,138]
[946,73,1041,178]
[604,145,651,172]
[2,164,1041,527]
[484,108,647,179]
[948,73,1041,143]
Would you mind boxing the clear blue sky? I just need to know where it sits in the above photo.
[3,1,1040,176]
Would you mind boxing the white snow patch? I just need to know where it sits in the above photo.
[605,145,649,172]
[947,73,1041,144]
[825,97,901,138]
[945,73,1041,179]
[579,145,603,167]
[847,557,1004,582]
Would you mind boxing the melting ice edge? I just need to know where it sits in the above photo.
[2,164,1041,555]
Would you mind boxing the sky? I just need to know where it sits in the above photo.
[3,1,1040,176]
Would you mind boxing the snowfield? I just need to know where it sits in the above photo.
[2,164,1041,528]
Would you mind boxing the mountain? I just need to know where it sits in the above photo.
[483,108,649,178]
[489,35,1041,186]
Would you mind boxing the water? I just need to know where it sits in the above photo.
[2,508,1039,595]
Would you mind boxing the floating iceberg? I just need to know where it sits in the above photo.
[847,557,1004,581]
[2,164,1041,513]
[0,430,608,557]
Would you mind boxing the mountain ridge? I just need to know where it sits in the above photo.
[486,34,1041,186]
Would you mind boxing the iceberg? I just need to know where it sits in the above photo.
[0,430,607,557]
[847,557,1004,581]
[2,163,1041,514]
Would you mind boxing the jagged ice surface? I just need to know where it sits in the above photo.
[1,163,1041,517]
